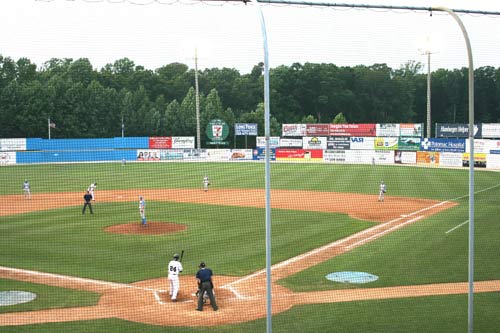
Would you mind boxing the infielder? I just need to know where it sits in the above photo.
[167,253,183,302]
[139,196,147,226]
[22,179,31,200]
[203,175,210,192]
[87,182,97,201]
[378,181,387,202]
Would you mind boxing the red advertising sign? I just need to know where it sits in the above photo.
[329,123,376,137]
[276,149,323,159]
[306,124,330,136]
[149,137,172,149]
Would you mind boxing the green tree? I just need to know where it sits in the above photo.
[332,112,347,124]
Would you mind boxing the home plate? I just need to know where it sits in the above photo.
[401,214,407,217]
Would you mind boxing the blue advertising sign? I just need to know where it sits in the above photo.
[420,138,465,152]
[252,148,276,161]
[235,123,258,136]
[435,123,481,138]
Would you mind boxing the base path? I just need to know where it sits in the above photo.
[2,189,499,327]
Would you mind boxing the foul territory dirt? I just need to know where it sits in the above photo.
[1,189,500,327]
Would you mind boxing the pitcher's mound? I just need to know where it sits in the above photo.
[105,222,187,235]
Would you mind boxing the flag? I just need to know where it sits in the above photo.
[49,121,56,128]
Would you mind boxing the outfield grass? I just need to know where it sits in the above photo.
[1,162,499,332]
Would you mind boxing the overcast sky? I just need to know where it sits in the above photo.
[1,0,500,74]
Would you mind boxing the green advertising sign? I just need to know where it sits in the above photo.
[206,119,229,145]
[398,137,421,151]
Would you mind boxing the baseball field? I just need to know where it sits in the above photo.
[1,162,500,332]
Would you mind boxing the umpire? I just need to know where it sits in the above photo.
[195,262,218,311]
[82,190,93,214]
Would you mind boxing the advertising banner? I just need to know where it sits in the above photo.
[171,137,195,149]
[398,137,421,151]
[396,151,417,164]
[149,137,172,149]
[416,151,440,166]
[399,123,423,137]
[276,148,323,161]
[487,154,500,169]
[0,138,26,151]
[462,153,487,168]
[327,137,350,150]
[374,137,399,150]
[344,150,376,164]
[181,149,208,161]
[137,150,161,161]
[252,148,276,161]
[376,124,400,137]
[206,119,229,145]
[160,149,183,160]
[282,124,306,137]
[466,139,490,154]
[256,136,280,148]
[435,123,481,138]
[279,138,303,148]
[329,123,376,137]
[350,137,374,150]
[481,123,500,138]
[235,123,258,136]
[373,150,394,164]
[440,152,463,167]
[306,124,329,136]
[420,138,465,152]
[206,149,232,161]
[323,150,347,163]
[302,136,327,150]
[230,149,253,160]
[0,151,16,165]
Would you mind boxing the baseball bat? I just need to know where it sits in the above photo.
[180,250,184,262]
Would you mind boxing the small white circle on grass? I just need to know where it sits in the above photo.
[0,291,37,306]
[325,271,379,284]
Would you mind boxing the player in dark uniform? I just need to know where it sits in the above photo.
[195,262,218,311]
[82,191,93,214]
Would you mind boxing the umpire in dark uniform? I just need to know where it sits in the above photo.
[82,190,93,214]
[195,262,218,311]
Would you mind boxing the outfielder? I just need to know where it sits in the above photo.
[167,253,183,302]
[22,179,31,200]
[378,181,387,202]
[87,182,97,201]
[139,196,147,226]
[203,175,210,192]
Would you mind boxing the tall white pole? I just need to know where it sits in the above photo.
[434,6,474,332]
[195,48,201,149]
[253,1,272,332]
[48,118,51,140]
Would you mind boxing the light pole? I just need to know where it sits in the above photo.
[194,47,201,149]
[419,36,436,139]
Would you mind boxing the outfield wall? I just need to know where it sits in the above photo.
[1,137,500,169]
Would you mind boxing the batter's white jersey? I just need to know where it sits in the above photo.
[88,183,97,200]
[168,260,183,278]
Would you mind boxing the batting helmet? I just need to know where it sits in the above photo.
[199,262,206,268]
[173,253,180,260]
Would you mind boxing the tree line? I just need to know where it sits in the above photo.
[1,55,499,146]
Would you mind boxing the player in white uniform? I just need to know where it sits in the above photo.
[378,181,387,202]
[23,180,31,200]
[88,182,97,201]
[203,175,210,192]
[167,253,183,302]
[139,196,147,226]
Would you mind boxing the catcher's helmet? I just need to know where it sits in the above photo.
[173,253,180,260]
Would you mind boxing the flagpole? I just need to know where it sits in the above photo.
[48,118,51,140]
